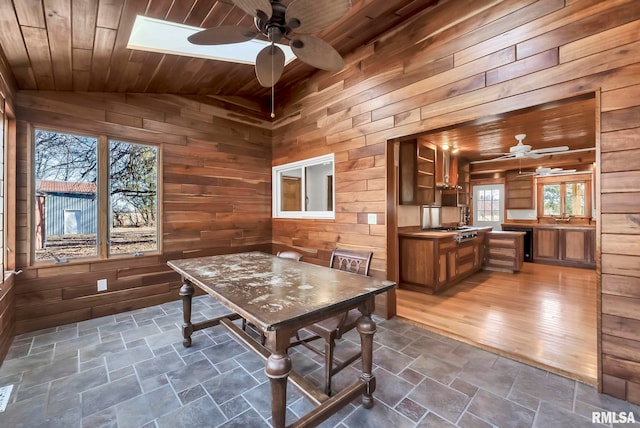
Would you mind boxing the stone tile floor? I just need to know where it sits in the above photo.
[0,295,638,427]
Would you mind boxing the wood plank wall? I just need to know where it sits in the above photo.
[271,0,640,402]
[13,92,273,334]
[0,48,16,363]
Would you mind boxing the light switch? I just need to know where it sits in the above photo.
[367,213,377,224]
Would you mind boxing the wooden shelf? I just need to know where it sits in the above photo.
[399,140,436,205]
[506,171,535,209]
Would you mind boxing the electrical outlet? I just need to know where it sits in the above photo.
[97,279,107,292]
[367,213,377,224]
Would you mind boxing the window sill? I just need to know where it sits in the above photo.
[31,251,161,268]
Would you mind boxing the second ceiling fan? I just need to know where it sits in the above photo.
[188,0,351,87]
[483,134,569,161]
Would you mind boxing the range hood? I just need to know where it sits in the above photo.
[436,151,462,190]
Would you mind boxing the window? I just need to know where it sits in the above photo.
[0,99,5,277]
[538,174,591,219]
[33,129,159,262]
[473,184,504,228]
[128,16,295,66]
[476,188,501,221]
[273,154,334,219]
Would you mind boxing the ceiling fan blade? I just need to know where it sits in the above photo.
[474,155,515,163]
[529,145,569,154]
[188,26,258,45]
[290,35,344,71]
[481,152,510,156]
[232,0,273,20]
[255,44,285,87]
[525,152,543,159]
[286,0,351,34]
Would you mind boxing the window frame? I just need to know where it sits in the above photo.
[475,187,501,222]
[0,99,6,279]
[30,125,162,265]
[536,173,592,219]
[272,153,335,219]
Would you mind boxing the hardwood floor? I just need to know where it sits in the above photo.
[396,262,598,385]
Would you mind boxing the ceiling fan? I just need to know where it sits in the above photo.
[188,0,351,88]
[482,134,569,161]
[518,166,578,177]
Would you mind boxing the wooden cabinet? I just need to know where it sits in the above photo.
[399,237,437,292]
[506,171,535,209]
[457,159,470,206]
[399,140,435,205]
[562,228,596,267]
[533,227,595,268]
[439,155,470,206]
[446,238,482,282]
[533,228,560,261]
[399,232,485,294]
[485,231,524,272]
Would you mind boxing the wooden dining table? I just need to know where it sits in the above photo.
[167,251,396,428]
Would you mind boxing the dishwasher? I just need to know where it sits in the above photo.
[502,226,534,262]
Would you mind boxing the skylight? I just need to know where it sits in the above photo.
[127,16,296,66]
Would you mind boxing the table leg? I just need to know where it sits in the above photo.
[357,300,377,409]
[265,331,292,428]
[179,279,194,348]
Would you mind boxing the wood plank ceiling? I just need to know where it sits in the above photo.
[0,0,440,100]
[0,0,596,167]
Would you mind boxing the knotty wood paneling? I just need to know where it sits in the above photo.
[13,92,272,334]
[271,0,640,403]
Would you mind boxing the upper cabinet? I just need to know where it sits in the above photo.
[438,153,470,206]
[399,140,436,205]
[505,171,535,209]
[457,158,471,206]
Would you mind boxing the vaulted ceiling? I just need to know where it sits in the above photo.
[0,0,597,168]
[0,0,439,103]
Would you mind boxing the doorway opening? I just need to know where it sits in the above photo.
[386,93,599,385]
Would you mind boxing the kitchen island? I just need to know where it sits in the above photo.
[398,227,490,294]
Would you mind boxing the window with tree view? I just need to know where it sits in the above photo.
[34,129,158,262]
[540,177,589,218]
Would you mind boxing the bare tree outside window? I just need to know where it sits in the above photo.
[34,130,98,261]
[109,140,157,254]
[34,129,159,261]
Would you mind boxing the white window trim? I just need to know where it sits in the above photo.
[272,153,335,219]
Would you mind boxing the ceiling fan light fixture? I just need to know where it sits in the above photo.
[267,26,284,42]
[190,0,351,118]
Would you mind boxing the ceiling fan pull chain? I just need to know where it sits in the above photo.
[271,82,275,118]
[271,42,276,118]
